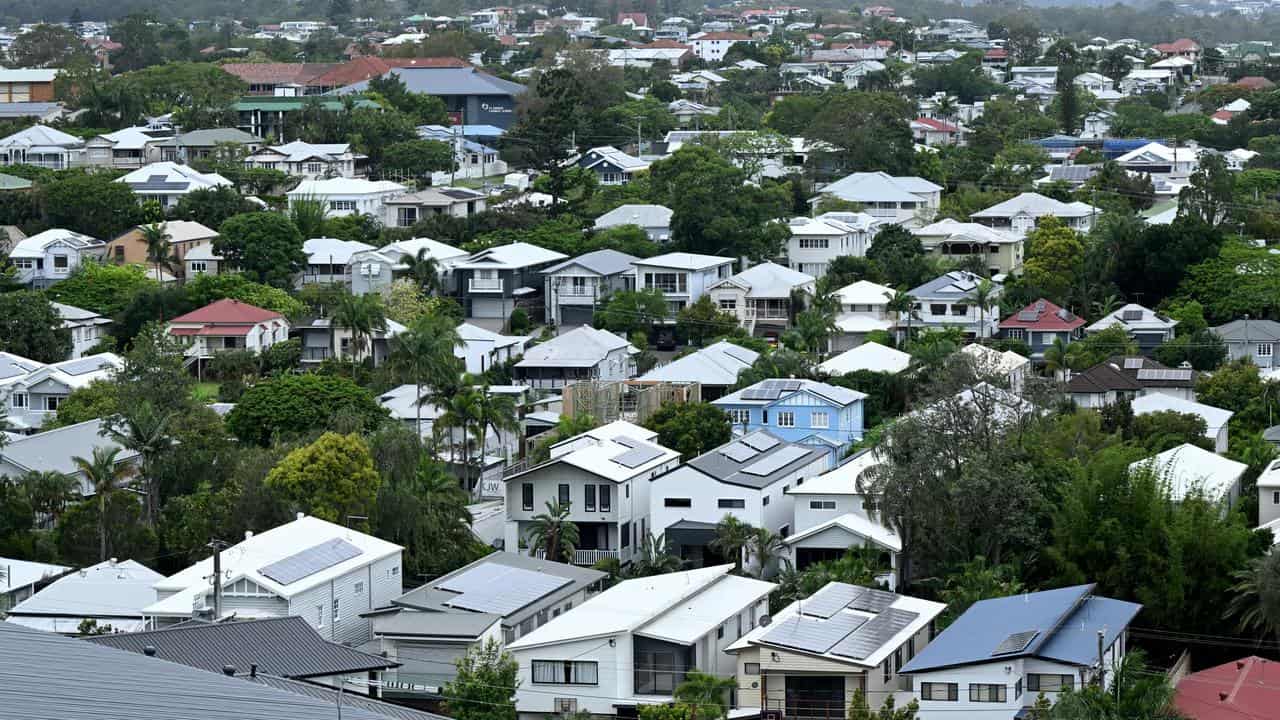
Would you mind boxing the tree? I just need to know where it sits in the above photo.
[1227,550,1280,641]
[1099,48,1133,86]
[333,292,387,375]
[374,453,488,578]
[676,296,739,347]
[629,532,684,577]
[1051,650,1181,720]
[594,288,669,336]
[106,401,173,526]
[139,223,178,284]
[55,491,155,568]
[443,638,519,720]
[846,688,918,720]
[1113,219,1222,308]
[644,402,732,459]
[172,186,257,228]
[71,446,133,562]
[214,212,306,289]
[965,278,998,341]
[867,225,933,289]
[1020,218,1085,304]
[1179,154,1234,227]
[506,68,582,207]
[388,314,465,434]
[467,386,519,500]
[382,139,455,179]
[402,248,445,295]
[749,526,786,578]
[0,291,72,363]
[804,91,915,176]
[21,470,78,524]
[527,500,579,562]
[674,671,737,720]
[710,515,753,572]
[9,23,87,67]
[226,373,388,445]
[183,272,305,318]
[934,556,1024,629]
[265,432,381,525]
[46,381,118,429]
[39,172,144,238]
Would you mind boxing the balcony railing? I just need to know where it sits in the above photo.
[533,548,618,565]
[469,277,504,293]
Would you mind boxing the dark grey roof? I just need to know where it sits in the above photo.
[1212,318,1280,343]
[393,551,604,616]
[1047,164,1099,183]
[338,67,526,97]
[127,177,191,191]
[0,621,417,720]
[0,102,62,118]
[86,615,396,679]
[542,249,640,276]
[155,128,263,147]
[683,431,827,489]
[247,674,449,720]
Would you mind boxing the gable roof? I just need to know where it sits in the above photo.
[637,340,759,386]
[1066,360,1143,394]
[783,512,901,552]
[454,241,567,270]
[1131,393,1233,434]
[515,326,632,368]
[86,616,396,678]
[0,350,44,383]
[1212,318,1280,343]
[634,251,734,271]
[682,431,827,489]
[0,418,137,478]
[900,584,1141,673]
[1129,443,1247,502]
[379,236,468,263]
[578,145,650,172]
[913,218,1020,245]
[118,162,231,193]
[908,270,997,300]
[970,192,1099,219]
[716,262,814,298]
[818,171,941,203]
[288,177,406,197]
[6,559,162,633]
[390,551,604,618]
[9,228,102,257]
[819,342,912,375]
[0,124,83,149]
[302,236,377,265]
[1176,656,1275,720]
[336,66,526,97]
[594,203,673,229]
[714,378,867,407]
[1087,303,1177,333]
[159,128,263,147]
[169,299,282,325]
[542,248,639,276]
[999,298,1084,331]
[835,279,896,306]
[0,557,68,597]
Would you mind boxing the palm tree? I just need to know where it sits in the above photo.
[749,527,786,578]
[468,385,519,500]
[437,384,484,496]
[710,515,753,573]
[674,671,737,720]
[935,95,957,124]
[628,532,684,577]
[106,402,173,526]
[22,470,79,524]
[1091,293,1123,318]
[965,277,997,342]
[1227,551,1280,641]
[402,248,443,295]
[289,197,327,240]
[885,288,917,345]
[388,315,464,435]
[139,223,177,284]
[1043,337,1071,380]
[72,446,132,562]
[527,500,579,563]
[792,305,839,358]
[333,292,388,376]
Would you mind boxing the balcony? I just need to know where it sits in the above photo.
[469,277,505,293]
[533,548,618,565]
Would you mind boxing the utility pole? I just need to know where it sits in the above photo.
[633,115,643,155]
[1096,628,1106,689]
[207,538,228,620]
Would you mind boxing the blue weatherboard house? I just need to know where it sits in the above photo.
[712,379,866,463]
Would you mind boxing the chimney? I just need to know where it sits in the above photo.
[109,558,118,566]
[296,512,304,520]
[222,665,237,676]
[143,645,156,657]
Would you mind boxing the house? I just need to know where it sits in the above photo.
[84,126,172,170]
[106,220,219,276]
[1211,318,1280,368]
[1175,656,1273,720]
[635,340,760,400]
[833,280,898,351]
[1131,393,1233,453]
[506,565,774,715]
[335,66,527,129]
[960,344,1032,394]
[0,622,447,720]
[183,243,224,278]
[782,451,901,582]
[542,249,639,327]
[87,615,398,687]
[907,271,1003,339]
[1129,443,1247,508]
[1085,303,1177,352]
[0,557,68,614]
[234,95,383,139]
[970,192,1100,237]
[688,31,752,62]
[350,236,470,296]
[650,431,829,569]
[165,300,291,369]
[911,117,966,147]
[144,514,403,644]
[573,146,650,185]
[418,125,508,182]
[0,68,57,102]
[1255,459,1280,538]
[786,212,883,278]
[453,242,569,319]
[1066,355,1198,409]
[384,186,488,226]
[368,552,604,695]
[300,236,376,286]
[728,581,943,715]
[0,124,84,169]
[52,302,111,359]
[8,228,105,288]
[633,252,735,317]
[288,177,408,218]
[1154,38,1200,61]
[294,316,405,367]
[713,379,867,460]
[1115,142,1201,182]
[150,128,263,163]
[707,262,816,338]
[819,342,912,376]
[2,355,122,431]
[378,383,525,462]
[1120,68,1177,95]
[912,219,1023,276]
[997,299,1086,360]
[813,172,942,227]
[1010,66,1058,84]
[244,140,362,178]
[668,99,721,125]
[456,322,530,374]
[5,559,163,634]
[901,584,1141,720]
[503,421,681,566]
[593,204,673,243]
[514,326,636,390]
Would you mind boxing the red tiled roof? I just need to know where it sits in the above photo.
[1154,38,1199,53]
[618,12,649,25]
[219,62,338,85]
[696,32,751,41]
[914,117,959,133]
[1236,76,1275,90]
[1212,110,1235,122]
[999,298,1085,331]
[984,48,1008,58]
[309,56,469,86]
[1176,656,1276,720]
[169,299,282,325]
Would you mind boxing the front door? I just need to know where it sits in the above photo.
[785,676,845,719]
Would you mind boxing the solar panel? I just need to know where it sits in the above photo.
[1123,358,1143,369]
[1121,309,1144,321]
[720,442,759,463]
[849,588,899,614]
[258,538,362,586]
[439,564,572,615]
[1136,368,1193,381]
[829,608,920,660]
[613,445,664,468]
[741,433,780,452]
[59,357,110,376]
[991,630,1040,656]
[613,436,641,449]
[760,612,867,654]
[1016,310,1040,322]
[800,583,862,618]
[741,446,812,476]
[780,380,804,391]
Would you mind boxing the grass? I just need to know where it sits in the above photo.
[192,382,220,403]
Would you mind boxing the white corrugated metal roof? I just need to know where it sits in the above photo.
[1128,443,1246,502]
[819,342,911,375]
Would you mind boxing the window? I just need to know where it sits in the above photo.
[762,495,770,506]
[554,699,578,713]
[536,609,548,626]
[306,162,324,174]
[332,598,340,621]
[1027,674,1074,692]
[503,627,516,644]
[558,484,570,506]
[907,637,915,660]
[644,272,687,293]
[189,261,207,274]
[396,207,419,227]
[584,485,597,512]
[330,200,357,211]
[883,659,890,684]
[798,238,829,249]
[1015,677,1023,699]
[930,304,947,316]
[810,500,837,510]
[1259,343,1274,357]
[920,683,958,701]
[749,604,757,628]
[1273,490,1279,505]
[969,684,1006,702]
[45,396,61,411]
[762,410,769,424]
[737,614,743,637]
[664,498,692,507]
[811,411,829,429]
[728,409,750,425]
[519,617,534,635]
[951,304,968,316]
[777,411,795,428]
[779,524,789,538]
[719,299,737,311]
[1005,328,1024,340]
[621,522,631,548]
[391,566,399,576]
[354,581,364,594]
[522,483,534,511]
[718,498,746,509]
[52,255,69,270]
[10,393,27,409]
[744,662,760,675]
[717,624,724,639]
[600,485,611,511]
[316,604,324,625]
[532,660,599,685]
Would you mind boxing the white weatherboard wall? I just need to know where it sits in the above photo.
[288,552,402,645]
[792,491,870,532]
[515,636,627,715]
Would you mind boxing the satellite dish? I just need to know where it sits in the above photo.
[758,614,772,627]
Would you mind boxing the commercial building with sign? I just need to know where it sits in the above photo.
[337,66,526,129]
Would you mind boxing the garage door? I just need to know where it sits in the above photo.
[560,305,595,326]
[469,297,507,319]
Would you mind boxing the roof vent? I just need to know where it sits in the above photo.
[245,530,254,540]
[296,512,305,520]
[222,665,237,676]
[143,645,156,657]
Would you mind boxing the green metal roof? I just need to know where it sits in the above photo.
[234,96,381,112]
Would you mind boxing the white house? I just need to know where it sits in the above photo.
[1115,141,1201,183]
[1255,458,1280,538]
[507,565,774,716]
[632,252,735,317]
[514,326,636,390]
[1129,443,1247,509]
[51,302,111,359]
[300,236,377,286]
[244,140,362,178]
[707,262,815,338]
[1085,303,1178,353]
[902,584,1141,720]
[2,354,122,430]
[144,514,404,646]
[350,236,469,296]
[0,124,84,169]
[907,271,1003,338]
[183,243,223,278]
[165,299,291,367]
[503,421,681,566]
[649,431,829,571]
[832,280,898,351]
[6,559,163,635]
[960,344,1031,394]
[573,146,650,185]
[636,340,759,400]
[593,204,673,243]
[116,162,232,210]
[1131,393,1234,453]
[729,582,945,715]
[688,32,752,62]
[288,177,407,217]
[786,212,883,278]
[0,557,68,615]
[8,228,105,288]
[970,192,1100,237]
[819,342,912,376]
[456,322,530,374]
[542,249,639,327]
[912,219,1023,276]
[813,172,942,227]
[84,126,171,170]
[383,186,488,226]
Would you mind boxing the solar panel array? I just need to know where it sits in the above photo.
[59,357,111,376]
[258,538,362,586]
[1121,309,1144,321]
[720,442,759,463]
[1016,310,1040,322]
[991,630,1040,656]
[849,587,898,614]
[800,583,863,619]
[1136,368,1194,382]
[439,564,572,615]
[1123,358,1143,369]
[760,612,867,654]
[741,446,812,477]
[740,379,804,401]
[741,433,780,452]
[613,445,664,468]
[829,608,920,660]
